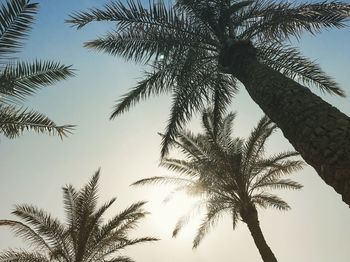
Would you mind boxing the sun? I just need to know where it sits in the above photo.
[145,186,204,240]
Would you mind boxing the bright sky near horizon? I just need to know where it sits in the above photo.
[1,0,350,261]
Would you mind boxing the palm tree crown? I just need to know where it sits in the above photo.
[0,169,158,262]
[67,0,350,155]
[133,110,303,261]
[0,0,75,139]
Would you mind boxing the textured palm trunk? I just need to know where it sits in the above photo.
[241,206,278,262]
[220,41,350,206]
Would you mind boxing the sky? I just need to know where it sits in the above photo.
[0,0,350,261]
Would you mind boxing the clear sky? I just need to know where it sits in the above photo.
[1,0,350,261]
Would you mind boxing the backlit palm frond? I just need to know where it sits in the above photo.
[208,75,237,139]
[11,204,69,257]
[68,0,212,50]
[241,115,275,176]
[110,61,176,119]
[250,159,304,192]
[89,236,157,262]
[0,249,49,262]
[171,131,211,161]
[175,0,222,39]
[257,44,345,96]
[159,158,202,178]
[0,220,52,253]
[243,1,350,41]
[105,256,135,262]
[252,193,291,211]
[256,151,300,167]
[0,61,74,103]
[76,170,100,220]
[96,201,147,242]
[68,0,176,30]
[0,105,74,138]
[252,178,303,192]
[87,202,153,260]
[0,0,37,56]
[62,185,78,230]
[73,171,102,261]
[160,81,206,157]
[132,176,196,187]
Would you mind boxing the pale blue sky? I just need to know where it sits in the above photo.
[0,0,350,261]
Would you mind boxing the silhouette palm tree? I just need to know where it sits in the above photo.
[133,110,303,262]
[0,169,158,262]
[68,0,350,206]
[0,0,74,139]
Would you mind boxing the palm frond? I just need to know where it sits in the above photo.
[96,201,147,242]
[0,249,49,262]
[242,115,275,176]
[171,131,211,161]
[132,176,195,187]
[160,82,206,157]
[105,256,135,262]
[11,204,69,257]
[252,193,291,211]
[242,1,350,41]
[258,44,345,96]
[110,61,174,119]
[160,158,200,178]
[252,178,303,192]
[0,60,74,103]
[0,105,74,138]
[0,0,38,56]
[0,220,52,252]
[62,185,78,230]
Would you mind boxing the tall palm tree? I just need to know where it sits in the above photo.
[133,110,303,262]
[67,0,350,205]
[0,0,74,139]
[0,169,158,262]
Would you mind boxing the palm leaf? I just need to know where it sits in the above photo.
[0,105,74,138]
[242,1,350,41]
[0,220,52,253]
[257,44,345,96]
[0,60,74,103]
[0,249,49,262]
[252,193,291,211]
[0,0,37,56]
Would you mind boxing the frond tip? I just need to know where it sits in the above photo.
[0,105,74,138]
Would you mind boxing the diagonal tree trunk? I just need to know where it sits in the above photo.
[241,206,278,262]
[219,41,350,207]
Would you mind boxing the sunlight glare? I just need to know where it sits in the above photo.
[146,186,204,240]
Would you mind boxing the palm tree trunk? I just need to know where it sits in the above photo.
[220,41,350,206]
[242,207,278,262]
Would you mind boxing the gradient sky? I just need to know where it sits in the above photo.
[1,0,350,261]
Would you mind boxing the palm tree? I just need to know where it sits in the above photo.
[0,169,158,262]
[0,0,74,139]
[133,110,303,262]
[67,0,350,205]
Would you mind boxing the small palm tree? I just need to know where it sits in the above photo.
[133,110,303,262]
[68,0,350,206]
[0,169,158,262]
[0,0,74,139]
